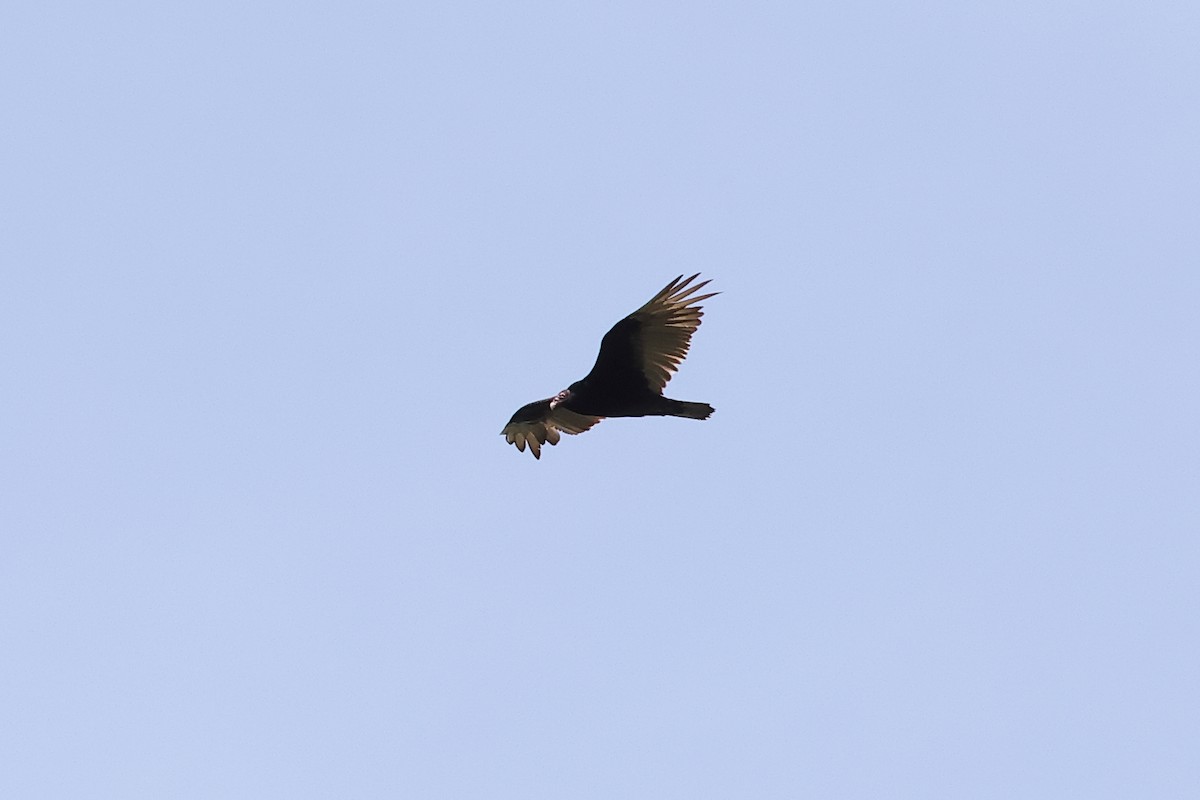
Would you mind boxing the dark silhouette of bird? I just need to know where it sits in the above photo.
[501,274,717,459]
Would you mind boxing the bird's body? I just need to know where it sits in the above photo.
[501,274,716,458]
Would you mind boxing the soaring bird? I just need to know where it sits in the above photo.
[501,274,717,459]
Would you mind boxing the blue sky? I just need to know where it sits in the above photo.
[3,2,1198,797]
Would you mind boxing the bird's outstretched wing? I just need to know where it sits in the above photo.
[586,273,718,393]
[500,396,601,459]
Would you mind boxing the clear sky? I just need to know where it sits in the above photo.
[3,2,1198,797]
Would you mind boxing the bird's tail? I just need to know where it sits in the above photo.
[663,399,715,420]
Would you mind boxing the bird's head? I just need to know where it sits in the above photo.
[548,388,572,409]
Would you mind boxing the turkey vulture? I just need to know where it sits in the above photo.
[501,274,717,459]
